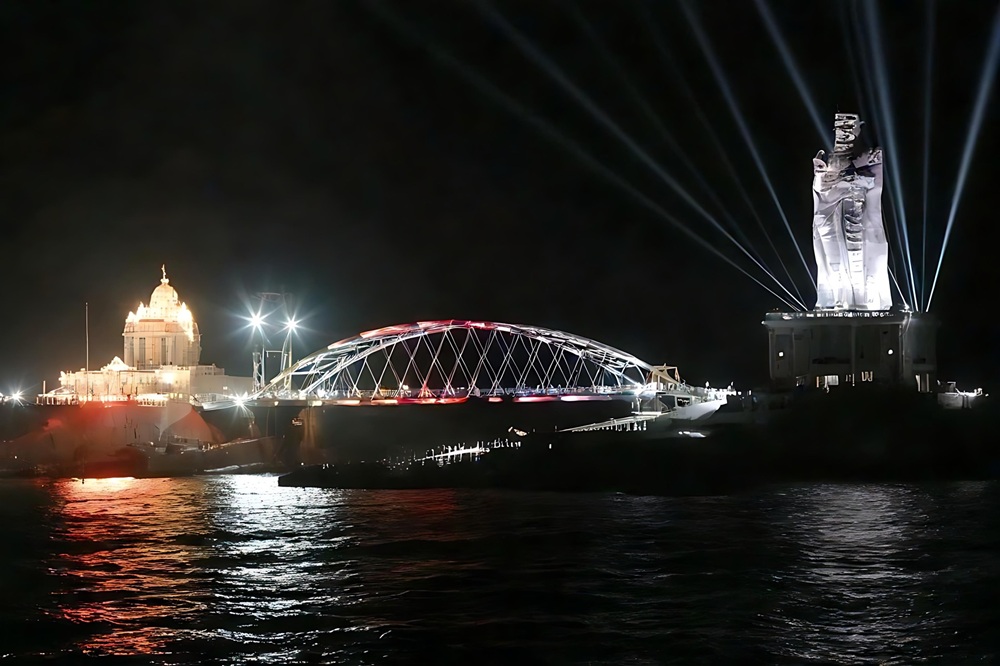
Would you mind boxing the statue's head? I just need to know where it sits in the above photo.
[833,113,862,155]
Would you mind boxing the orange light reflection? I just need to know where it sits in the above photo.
[44,477,211,656]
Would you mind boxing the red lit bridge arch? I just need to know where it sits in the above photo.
[217,320,706,409]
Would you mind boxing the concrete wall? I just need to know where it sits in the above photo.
[764,312,937,390]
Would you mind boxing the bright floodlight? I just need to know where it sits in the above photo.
[249,312,264,330]
[285,318,298,332]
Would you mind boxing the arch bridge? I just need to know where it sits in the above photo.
[206,320,724,410]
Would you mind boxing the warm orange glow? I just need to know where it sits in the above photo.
[393,396,469,405]
[44,477,202,656]
[68,476,137,493]
[398,397,438,405]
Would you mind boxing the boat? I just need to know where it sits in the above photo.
[128,435,284,477]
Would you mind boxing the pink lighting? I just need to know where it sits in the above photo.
[268,319,669,412]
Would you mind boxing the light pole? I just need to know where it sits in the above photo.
[250,311,267,392]
[246,292,297,394]
[282,318,298,392]
[85,302,90,402]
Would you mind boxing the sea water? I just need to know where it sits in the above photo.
[1,476,997,664]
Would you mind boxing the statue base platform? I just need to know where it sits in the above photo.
[762,308,937,391]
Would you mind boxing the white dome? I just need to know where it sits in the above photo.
[149,278,179,311]
[125,266,195,332]
[123,265,202,368]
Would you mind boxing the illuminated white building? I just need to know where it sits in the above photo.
[42,267,253,405]
[124,266,201,369]
[764,114,937,392]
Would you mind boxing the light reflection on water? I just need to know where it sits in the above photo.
[762,485,941,664]
[0,477,996,663]
[47,476,215,656]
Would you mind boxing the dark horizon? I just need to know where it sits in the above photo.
[2,0,997,395]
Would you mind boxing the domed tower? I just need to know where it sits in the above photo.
[123,266,202,369]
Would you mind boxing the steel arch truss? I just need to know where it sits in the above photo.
[256,320,667,402]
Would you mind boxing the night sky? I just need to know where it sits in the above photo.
[2,0,997,395]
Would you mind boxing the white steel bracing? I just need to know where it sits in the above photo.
[253,320,682,402]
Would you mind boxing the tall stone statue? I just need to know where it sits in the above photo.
[812,113,892,310]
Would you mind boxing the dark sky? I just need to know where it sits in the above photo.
[2,0,997,394]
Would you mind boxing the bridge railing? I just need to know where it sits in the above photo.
[253,383,734,402]
[255,384,652,400]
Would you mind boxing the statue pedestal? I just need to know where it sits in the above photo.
[762,309,937,391]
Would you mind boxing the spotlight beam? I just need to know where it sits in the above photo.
[926,2,1000,311]
[678,0,816,294]
[860,0,920,308]
[885,241,912,310]
[921,0,935,310]
[636,0,807,306]
[847,0,915,309]
[840,2,883,173]
[838,2,869,128]
[363,0,803,311]
[565,1,769,270]
[752,0,828,147]
[472,0,805,308]
[888,268,910,311]
[883,197,916,309]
